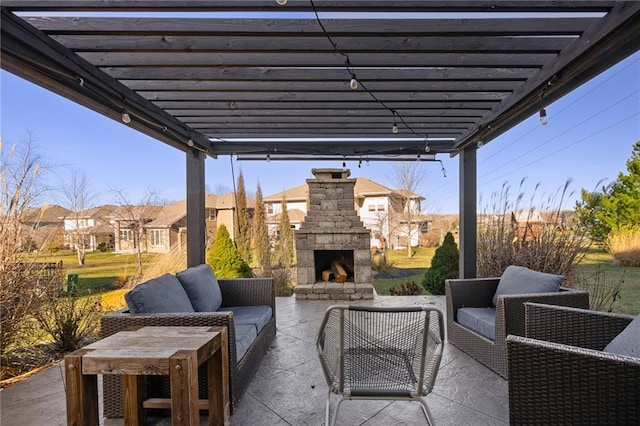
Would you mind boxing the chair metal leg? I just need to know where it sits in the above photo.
[325,389,331,426]
[418,397,435,426]
[330,397,347,426]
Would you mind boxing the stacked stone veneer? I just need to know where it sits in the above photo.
[294,168,374,300]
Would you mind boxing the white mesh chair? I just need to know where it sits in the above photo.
[316,305,445,426]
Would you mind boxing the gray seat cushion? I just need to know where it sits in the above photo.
[227,306,273,335]
[235,324,258,362]
[176,264,222,312]
[493,265,564,306]
[457,307,496,341]
[604,315,640,357]
[125,273,195,313]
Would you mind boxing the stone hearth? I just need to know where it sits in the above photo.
[294,168,374,300]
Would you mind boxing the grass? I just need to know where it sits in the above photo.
[372,248,434,295]
[573,247,640,315]
[33,246,639,315]
[36,251,157,295]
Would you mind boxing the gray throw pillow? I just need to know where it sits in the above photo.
[604,315,640,357]
[176,264,223,312]
[125,273,195,313]
[492,265,564,306]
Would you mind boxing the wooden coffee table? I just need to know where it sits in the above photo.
[64,326,229,426]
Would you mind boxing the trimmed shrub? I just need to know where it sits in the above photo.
[390,280,423,295]
[422,232,459,295]
[207,225,252,278]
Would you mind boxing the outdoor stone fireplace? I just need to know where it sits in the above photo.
[294,168,374,300]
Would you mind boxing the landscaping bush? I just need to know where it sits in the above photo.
[389,280,423,295]
[422,232,459,295]
[33,294,103,352]
[477,180,589,278]
[271,266,295,297]
[207,225,252,278]
[568,266,623,312]
[606,226,640,267]
[420,231,441,248]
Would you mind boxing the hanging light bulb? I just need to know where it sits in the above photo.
[539,108,548,125]
[266,153,271,162]
[187,139,194,147]
[121,109,131,124]
[342,161,346,168]
[424,143,431,153]
[350,74,358,90]
[392,122,398,134]
[276,0,287,5]
[477,140,484,148]
[358,160,362,168]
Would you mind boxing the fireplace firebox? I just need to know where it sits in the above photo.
[294,169,374,300]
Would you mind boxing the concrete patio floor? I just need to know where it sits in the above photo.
[1,295,508,425]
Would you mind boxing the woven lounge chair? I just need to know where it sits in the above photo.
[507,302,640,425]
[445,269,589,378]
[316,305,445,426]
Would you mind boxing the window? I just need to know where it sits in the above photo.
[208,208,216,221]
[119,229,133,242]
[151,229,165,247]
[267,203,274,215]
[368,205,376,212]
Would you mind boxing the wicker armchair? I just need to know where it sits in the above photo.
[445,278,589,378]
[507,303,640,425]
[100,277,275,418]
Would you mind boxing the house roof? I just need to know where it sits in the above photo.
[264,184,309,202]
[109,204,164,222]
[145,200,186,228]
[354,177,393,196]
[2,2,638,160]
[207,193,256,209]
[24,204,71,224]
[268,208,307,225]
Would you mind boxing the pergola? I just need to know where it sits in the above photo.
[2,1,639,276]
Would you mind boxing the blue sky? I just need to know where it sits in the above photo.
[1,52,638,214]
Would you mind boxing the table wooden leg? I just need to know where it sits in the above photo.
[64,350,98,426]
[123,375,147,425]
[170,350,199,425]
[208,328,230,426]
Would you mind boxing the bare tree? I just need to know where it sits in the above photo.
[111,188,159,277]
[0,134,54,362]
[61,168,96,266]
[388,163,428,258]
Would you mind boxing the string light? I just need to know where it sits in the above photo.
[392,122,398,134]
[276,0,287,5]
[187,139,194,147]
[342,161,346,168]
[350,73,358,90]
[477,140,484,148]
[121,109,131,124]
[425,143,431,153]
[539,108,548,125]
[266,153,271,162]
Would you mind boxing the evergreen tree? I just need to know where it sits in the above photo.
[274,196,295,267]
[422,232,459,295]
[252,183,271,275]
[235,171,252,264]
[575,141,640,240]
[206,224,252,278]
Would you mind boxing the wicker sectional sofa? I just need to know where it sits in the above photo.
[100,266,275,418]
[507,303,640,425]
[445,266,589,378]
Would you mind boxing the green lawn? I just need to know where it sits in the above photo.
[372,246,640,315]
[34,247,639,315]
[574,248,640,315]
[36,251,157,294]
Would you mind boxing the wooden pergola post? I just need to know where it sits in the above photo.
[186,149,206,267]
[459,146,477,279]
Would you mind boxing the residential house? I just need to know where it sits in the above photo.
[21,204,71,252]
[111,204,165,253]
[264,177,427,249]
[137,193,255,254]
[63,205,117,252]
